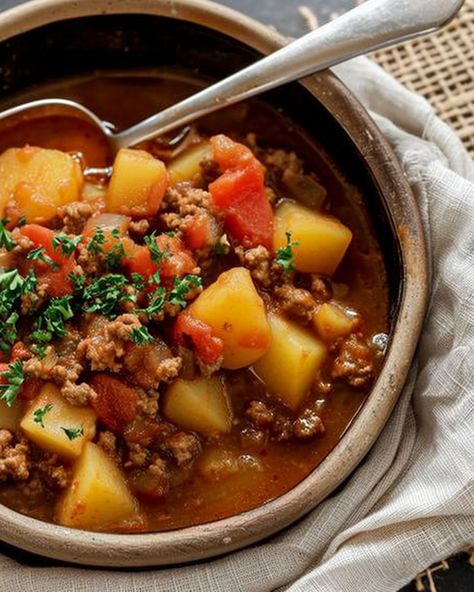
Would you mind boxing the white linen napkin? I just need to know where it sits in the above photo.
[1,56,473,592]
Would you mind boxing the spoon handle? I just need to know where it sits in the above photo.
[113,0,464,149]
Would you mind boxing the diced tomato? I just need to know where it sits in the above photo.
[174,311,224,365]
[20,377,44,401]
[182,210,220,250]
[155,234,196,279]
[124,417,170,447]
[0,363,7,383]
[89,374,138,433]
[122,238,157,278]
[209,135,273,250]
[10,341,30,362]
[20,224,76,296]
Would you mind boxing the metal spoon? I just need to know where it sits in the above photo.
[0,0,464,154]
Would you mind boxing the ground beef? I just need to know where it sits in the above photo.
[125,442,149,469]
[164,432,201,467]
[293,408,325,439]
[136,389,160,418]
[128,218,150,235]
[274,284,316,324]
[331,334,375,388]
[260,149,304,175]
[10,227,32,252]
[20,281,49,314]
[236,245,273,288]
[246,400,274,429]
[59,201,94,234]
[271,414,293,442]
[240,427,267,450]
[36,453,70,489]
[77,314,140,373]
[310,275,332,302]
[124,342,182,390]
[162,182,212,215]
[197,354,224,378]
[97,430,120,463]
[76,242,101,276]
[60,381,97,406]
[0,430,30,482]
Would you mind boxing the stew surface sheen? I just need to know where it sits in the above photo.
[0,74,389,532]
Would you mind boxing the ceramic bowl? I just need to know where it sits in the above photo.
[0,0,428,567]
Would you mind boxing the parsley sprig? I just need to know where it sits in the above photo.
[52,233,82,257]
[144,232,168,264]
[30,296,74,344]
[83,274,130,318]
[0,360,25,407]
[0,218,14,251]
[168,275,202,309]
[275,231,300,274]
[130,326,153,345]
[61,425,84,441]
[33,403,53,428]
[27,246,59,270]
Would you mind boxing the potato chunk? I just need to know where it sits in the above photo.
[187,267,271,369]
[313,302,359,342]
[274,200,352,275]
[56,442,138,530]
[253,314,326,410]
[0,146,83,222]
[106,148,168,217]
[163,375,232,436]
[0,400,23,431]
[20,383,96,461]
[168,141,211,184]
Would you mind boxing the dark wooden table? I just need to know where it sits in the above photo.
[0,0,472,590]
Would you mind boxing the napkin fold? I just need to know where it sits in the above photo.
[1,56,473,592]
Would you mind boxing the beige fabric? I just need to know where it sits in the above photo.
[371,0,474,158]
[1,56,474,591]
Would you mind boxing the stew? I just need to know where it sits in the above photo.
[0,74,389,532]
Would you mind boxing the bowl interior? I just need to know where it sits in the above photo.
[0,6,422,568]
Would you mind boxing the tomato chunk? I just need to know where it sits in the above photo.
[20,224,76,296]
[182,210,220,250]
[89,374,138,433]
[209,135,273,250]
[174,311,224,365]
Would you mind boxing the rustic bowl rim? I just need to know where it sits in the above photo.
[0,0,428,568]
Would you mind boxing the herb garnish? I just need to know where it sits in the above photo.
[68,270,87,292]
[33,403,53,428]
[131,273,145,292]
[130,326,153,345]
[52,233,82,257]
[30,296,74,344]
[61,425,84,441]
[275,231,299,274]
[104,241,126,270]
[0,312,20,356]
[27,246,59,270]
[0,218,14,251]
[87,227,106,254]
[0,360,25,407]
[139,285,166,318]
[144,232,168,264]
[83,274,129,318]
[168,275,201,309]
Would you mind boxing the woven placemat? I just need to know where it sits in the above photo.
[371,0,474,157]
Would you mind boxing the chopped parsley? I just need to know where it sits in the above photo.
[33,403,53,428]
[130,325,153,345]
[0,218,14,251]
[213,242,230,256]
[30,296,74,344]
[168,274,201,309]
[111,228,121,239]
[139,285,166,318]
[27,246,59,270]
[22,269,37,294]
[104,241,126,270]
[0,360,25,407]
[275,231,299,274]
[32,343,47,359]
[0,311,20,356]
[68,270,87,292]
[87,227,106,254]
[83,273,129,318]
[52,233,82,257]
[61,425,84,441]
[144,232,168,264]
[0,269,25,316]
[131,273,145,292]
[17,216,26,227]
